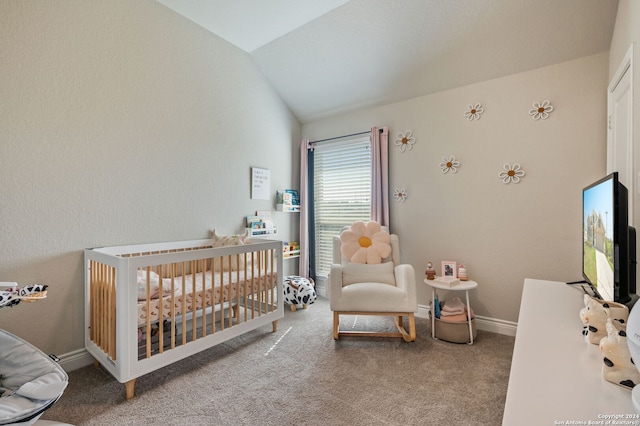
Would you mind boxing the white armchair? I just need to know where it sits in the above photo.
[329,230,417,342]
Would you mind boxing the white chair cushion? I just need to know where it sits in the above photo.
[336,282,412,312]
[342,262,395,286]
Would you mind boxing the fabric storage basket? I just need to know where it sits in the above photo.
[433,317,477,344]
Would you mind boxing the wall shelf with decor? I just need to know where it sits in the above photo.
[246,227,277,237]
[276,203,300,212]
[283,241,300,259]
[283,249,300,259]
[276,190,300,212]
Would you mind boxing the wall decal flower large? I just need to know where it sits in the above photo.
[393,187,408,202]
[499,163,526,184]
[529,100,554,120]
[465,103,484,121]
[439,155,461,173]
[394,131,416,152]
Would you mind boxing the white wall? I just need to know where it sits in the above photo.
[303,53,609,325]
[609,0,640,231]
[0,1,300,356]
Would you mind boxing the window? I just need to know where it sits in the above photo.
[312,136,371,277]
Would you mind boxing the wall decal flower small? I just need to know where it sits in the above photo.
[499,163,525,184]
[393,187,408,202]
[394,131,416,152]
[465,103,484,121]
[529,100,554,120]
[439,155,461,174]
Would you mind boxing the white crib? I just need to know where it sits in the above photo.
[84,238,283,399]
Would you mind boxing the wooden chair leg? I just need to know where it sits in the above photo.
[408,313,416,342]
[272,320,278,333]
[333,311,340,340]
[125,379,136,400]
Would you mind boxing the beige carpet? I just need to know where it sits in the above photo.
[42,297,514,425]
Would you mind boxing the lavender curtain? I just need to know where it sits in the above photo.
[370,126,389,227]
[298,139,310,278]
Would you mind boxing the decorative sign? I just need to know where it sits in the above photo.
[251,167,271,200]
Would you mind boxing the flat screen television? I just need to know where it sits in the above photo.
[582,172,635,304]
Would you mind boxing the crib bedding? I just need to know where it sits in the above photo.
[137,268,276,326]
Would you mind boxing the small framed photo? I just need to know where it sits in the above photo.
[441,261,457,278]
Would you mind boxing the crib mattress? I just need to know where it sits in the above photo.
[137,269,276,326]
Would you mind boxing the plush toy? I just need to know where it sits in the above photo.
[211,229,252,271]
[599,318,640,389]
[579,294,628,344]
[283,276,316,312]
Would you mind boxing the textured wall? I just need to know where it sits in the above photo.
[303,53,609,324]
[0,1,300,356]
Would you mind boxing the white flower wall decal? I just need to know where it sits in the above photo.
[393,188,408,202]
[499,163,525,184]
[393,131,415,152]
[529,100,554,120]
[465,103,484,121]
[439,155,461,174]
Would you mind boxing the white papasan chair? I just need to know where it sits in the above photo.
[329,221,417,342]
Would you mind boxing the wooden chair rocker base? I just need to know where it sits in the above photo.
[333,311,416,342]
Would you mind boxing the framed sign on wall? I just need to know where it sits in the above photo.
[251,167,270,200]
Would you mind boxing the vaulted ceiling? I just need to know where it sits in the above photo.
[156,0,619,123]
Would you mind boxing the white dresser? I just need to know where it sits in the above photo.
[502,278,636,425]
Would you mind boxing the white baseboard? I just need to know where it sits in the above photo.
[416,304,517,337]
[58,347,94,372]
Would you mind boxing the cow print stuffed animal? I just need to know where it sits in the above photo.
[283,276,316,312]
[599,318,640,389]
[579,294,628,345]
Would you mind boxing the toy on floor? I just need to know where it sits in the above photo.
[283,275,316,311]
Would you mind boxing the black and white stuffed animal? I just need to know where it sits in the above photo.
[283,276,316,312]
[0,291,20,308]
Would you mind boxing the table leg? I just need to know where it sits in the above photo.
[432,287,436,339]
[465,290,473,344]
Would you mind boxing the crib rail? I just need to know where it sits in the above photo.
[85,238,283,397]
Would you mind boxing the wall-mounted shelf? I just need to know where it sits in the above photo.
[283,249,300,259]
[246,227,277,237]
[276,204,300,212]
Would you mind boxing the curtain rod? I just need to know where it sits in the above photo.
[309,128,383,145]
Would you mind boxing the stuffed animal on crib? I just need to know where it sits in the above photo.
[599,318,640,389]
[579,294,629,344]
[283,276,317,312]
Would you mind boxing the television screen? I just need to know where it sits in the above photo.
[582,172,632,303]
[583,175,616,300]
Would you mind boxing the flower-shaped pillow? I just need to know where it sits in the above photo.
[340,221,391,264]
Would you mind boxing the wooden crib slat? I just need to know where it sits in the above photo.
[169,264,176,350]
[181,262,187,346]
[200,258,207,338]
[191,260,197,342]
[220,262,226,332]
[145,267,152,359]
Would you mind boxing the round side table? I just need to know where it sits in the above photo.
[423,278,478,344]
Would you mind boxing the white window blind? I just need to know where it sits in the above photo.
[313,136,371,277]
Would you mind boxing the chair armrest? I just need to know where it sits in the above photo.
[394,264,417,311]
[329,264,344,309]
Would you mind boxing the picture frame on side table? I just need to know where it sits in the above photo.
[442,261,457,278]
